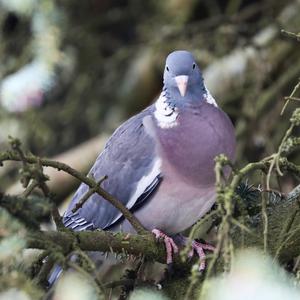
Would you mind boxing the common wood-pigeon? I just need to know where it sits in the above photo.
[62,50,236,272]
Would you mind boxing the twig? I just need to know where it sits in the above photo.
[204,230,225,278]
[229,160,269,190]
[266,122,294,189]
[203,156,270,280]
[230,218,255,236]
[7,140,65,230]
[52,205,64,230]
[281,29,300,42]
[0,151,146,234]
[72,175,108,213]
[281,79,300,115]
[21,180,39,198]
[9,137,27,168]
[284,96,300,101]
[183,264,200,300]
[261,189,268,254]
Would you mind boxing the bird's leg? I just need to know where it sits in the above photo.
[174,235,215,271]
[189,240,215,271]
[152,229,179,265]
[151,231,214,271]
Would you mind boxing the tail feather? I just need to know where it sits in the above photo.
[47,264,63,287]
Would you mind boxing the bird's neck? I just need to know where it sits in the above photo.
[163,85,204,107]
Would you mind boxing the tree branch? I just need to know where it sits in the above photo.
[22,184,300,269]
[0,151,146,234]
[26,230,167,264]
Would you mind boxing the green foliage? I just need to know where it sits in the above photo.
[0,271,43,300]
[235,182,261,216]
[0,195,52,229]
[290,108,300,126]
[0,208,26,263]
[0,209,42,299]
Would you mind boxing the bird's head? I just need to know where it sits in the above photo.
[163,50,205,105]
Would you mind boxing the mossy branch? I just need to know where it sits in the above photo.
[25,229,169,265]
[0,150,146,234]
[23,179,300,264]
[18,183,300,300]
[0,194,52,229]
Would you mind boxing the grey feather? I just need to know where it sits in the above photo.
[63,106,161,231]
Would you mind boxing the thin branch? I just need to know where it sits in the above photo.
[52,205,64,230]
[230,218,255,236]
[281,79,300,115]
[284,96,300,101]
[280,29,300,42]
[21,180,39,198]
[72,175,108,213]
[230,160,269,190]
[261,189,269,254]
[26,230,167,264]
[0,151,146,234]
[266,121,294,189]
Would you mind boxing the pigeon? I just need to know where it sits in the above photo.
[62,50,236,272]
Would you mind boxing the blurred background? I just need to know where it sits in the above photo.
[0,1,300,299]
[0,0,299,203]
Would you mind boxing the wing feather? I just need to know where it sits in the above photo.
[63,106,161,231]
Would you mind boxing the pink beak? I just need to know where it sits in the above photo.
[175,75,189,97]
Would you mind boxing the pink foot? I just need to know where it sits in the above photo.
[189,240,215,271]
[152,229,179,265]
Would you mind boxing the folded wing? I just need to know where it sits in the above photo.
[63,106,162,231]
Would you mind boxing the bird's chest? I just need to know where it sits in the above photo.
[156,106,230,185]
[133,180,215,234]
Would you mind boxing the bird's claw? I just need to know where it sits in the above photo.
[188,240,215,271]
[152,230,214,272]
[152,229,179,265]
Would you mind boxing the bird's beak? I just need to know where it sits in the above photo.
[175,75,189,97]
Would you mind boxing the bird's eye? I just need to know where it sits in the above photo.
[166,66,169,72]
[192,63,196,69]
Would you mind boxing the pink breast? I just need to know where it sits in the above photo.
[156,103,236,186]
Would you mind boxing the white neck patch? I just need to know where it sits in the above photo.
[204,86,218,107]
[154,92,179,129]
[154,86,217,129]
